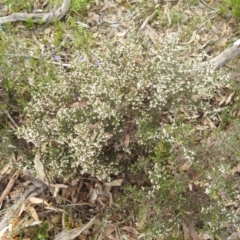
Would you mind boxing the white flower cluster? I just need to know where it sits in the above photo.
[16,28,227,179]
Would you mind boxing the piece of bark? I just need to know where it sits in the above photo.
[210,39,240,70]
[0,0,71,25]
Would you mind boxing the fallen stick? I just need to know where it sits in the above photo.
[210,39,240,70]
[0,0,71,25]
[4,111,18,129]
[0,169,21,205]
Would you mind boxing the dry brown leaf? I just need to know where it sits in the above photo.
[76,21,90,29]
[225,92,235,105]
[199,232,212,240]
[218,96,227,106]
[33,151,46,182]
[122,235,136,240]
[222,23,231,34]
[133,56,142,65]
[180,162,191,171]
[72,196,78,204]
[106,235,118,240]
[182,222,199,240]
[121,226,139,235]
[93,32,99,38]
[27,77,34,87]
[45,206,67,214]
[105,179,124,187]
[70,178,78,187]
[232,163,240,173]
[29,206,39,222]
[181,31,197,45]
[44,27,52,35]
[146,24,159,44]
[96,232,103,240]
[29,197,50,206]
[211,24,220,34]
[50,183,68,189]
[0,163,11,175]
[51,214,61,224]
[219,37,228,47]
[84,181,93,198]
[139,11,155,31]
[18,202,26,216]
[31,221,43,226]
[87,12,100,25]
[62,188,71,199]
[236,163,240,172]
[10,153,17,164]
[123,134,130,147]
[116,30,127,37]
[54,217,95,240]
[68,101,87,108]
[185,114,200,120]
[103,225,116,237]
[90,184,102,202]
[203,116,216,129]
[165,9,171,26]
[136,213,147,231]
[224,201,237,207]
[40,142,48,152]
[53,186,60,198]
[195,125,209,131]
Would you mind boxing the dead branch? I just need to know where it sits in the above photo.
[210,39,240,70]
[0,0,71,25]
[0,169,21,204]
[4,111,18,129]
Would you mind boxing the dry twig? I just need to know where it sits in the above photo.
[0,0,71,25]
[210,39,240,70]
[0,169,21,205]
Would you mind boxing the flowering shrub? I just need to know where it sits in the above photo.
[11,26,239,237]
[16,29,228,180]
[119,116,239,238]
[145,126,236,238]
